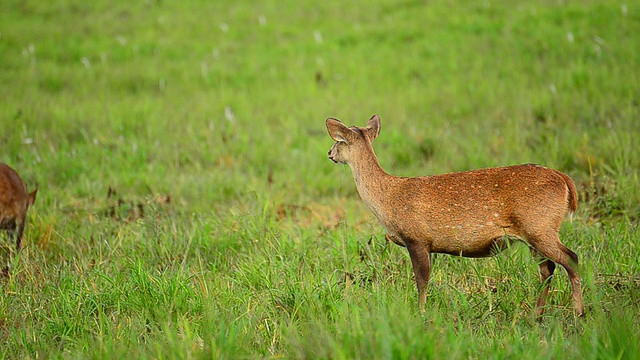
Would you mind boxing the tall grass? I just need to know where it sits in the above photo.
[1,0,639,358]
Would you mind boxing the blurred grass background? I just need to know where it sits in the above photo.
[1,0,639,358]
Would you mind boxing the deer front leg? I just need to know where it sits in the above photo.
[385,233,406,247]
[407,243,432,312]
[15,220,26,252]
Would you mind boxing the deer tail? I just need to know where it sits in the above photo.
[554,170,578,221]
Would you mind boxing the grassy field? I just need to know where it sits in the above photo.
[1,0,639,358]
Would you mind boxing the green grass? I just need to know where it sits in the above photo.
[1,0,639,358]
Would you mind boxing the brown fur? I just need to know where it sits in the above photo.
[326,114,584,317]
[0,163,37,251]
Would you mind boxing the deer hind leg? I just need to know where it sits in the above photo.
[407,243,431,312]
[529,233,584,317]
[560,243,585,316]
[530,249,556,317]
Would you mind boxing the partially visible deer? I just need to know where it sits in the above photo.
[326,114,584,317]
[0,163,37,251]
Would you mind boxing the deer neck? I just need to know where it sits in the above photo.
[348,146,395,222]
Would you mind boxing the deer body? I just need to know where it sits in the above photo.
[326,115,584,317]
[0,163,37,251]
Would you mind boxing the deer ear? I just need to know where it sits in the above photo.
[365,114,381,141]
[326,118,351,143]
[28,189,37,207]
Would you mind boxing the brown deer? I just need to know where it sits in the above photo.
[0,163,37,251]
[326,114,584,317]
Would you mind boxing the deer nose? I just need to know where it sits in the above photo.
[327,150,336,162]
